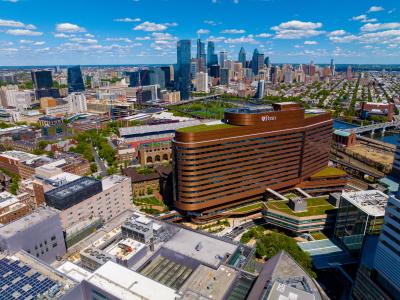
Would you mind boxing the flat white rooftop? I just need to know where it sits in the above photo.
[162,228,238,268]
[86,261,180,300]
[341,190,388,216]
[102,174,128,190]
[57,261,92,282]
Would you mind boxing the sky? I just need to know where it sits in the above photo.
[0,0,399,66]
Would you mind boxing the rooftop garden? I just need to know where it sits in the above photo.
[310,167,347,178]
[177,123,238,133]
[229,202,263,213]
[266,196,335,217]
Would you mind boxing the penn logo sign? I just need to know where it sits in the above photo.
[261,115,277,122]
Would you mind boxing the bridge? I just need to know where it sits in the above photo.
[342,120,400,134]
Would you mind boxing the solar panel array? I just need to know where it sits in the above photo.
[0,258,57,300]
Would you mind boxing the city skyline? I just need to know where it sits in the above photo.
[0,0,399,66]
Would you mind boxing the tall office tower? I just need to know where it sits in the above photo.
[352,190,400,300]
[209,65,220,78]
[238,47,246,68]
[127,71,140,87]
[67,92,87,114]
[195,72,209,93]
[251,48,264,75]
[330,58,335,76]
[160,65,173,88]
[256,80,265,99]
[219,51,228,68]
[346,65,353,81]
[264,56,270,67]
[176,40,191,100]
[196,39,206,72]
[67,66,85,93]
[31,70,53,90]
[173,102,333,221]
[207,41,218,67]
[140,68,165,89]
[220,68,230,85]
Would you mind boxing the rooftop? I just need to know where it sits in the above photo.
[341,190,388,216]
[225,106,274,114]
[56,261,92,282]
[265,197,335,217]
[334,129,352,137]
[176,122,238,133]
[0,251,77,300]
[0,207,58,238]
[101,174,129,190]
[86,261,180,300]
[179,265,237,299]
[0,151,38,162]
[119,120,203,137]
[310,167,347,178]
[106,238,146,260]
[162,228,238,268]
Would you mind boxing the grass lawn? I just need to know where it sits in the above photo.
[266,197,335,217]
[230,202,263,213]
[177,123,238,133]
[311,232,328,240]
[135,196,162,206]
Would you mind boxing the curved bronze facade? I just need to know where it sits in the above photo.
[173,103,332,217]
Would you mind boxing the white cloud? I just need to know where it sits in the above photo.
[0,19,24,27]
[2,0,19,2]
[204,20,217,26]
[19,39,45,45]
[106,37,132,43]
[271,20,324,39]
[197,29,210,35]
[304,40,318,45]
[6,29,43,36]
[221,29,245,34]
[388,8,396,14]
[328,30,346,37]
[135,36,151,40]
[368,6,384,13]
[25,24,36,30]
[69,37,98,44]
[133,21,167,31]
[85,33,95,38]
[351,15,378,23]
[224,35,257,44]
[56,23,85,33]
[113,17,141,22]
[163,22,178,27]
[54,33,72,38]
[329,35,359,43]
[256,33,272,38]
[361,22,400,32]
[207,36,225,42]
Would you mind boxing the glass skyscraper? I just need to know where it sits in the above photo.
[238,47,246,68]
[176,40,191,100]
[67,66,85,93]
[196,39,206,72]
[207,41,218,67]
[31,70,53,90]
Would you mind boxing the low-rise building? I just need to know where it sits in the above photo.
[44,175,132,229]
[123,167,160,197]
[0,191,31,224]
[263,197,337,234]
[138,141,172,166]
[0,150,38,176]
[0,207,66,263]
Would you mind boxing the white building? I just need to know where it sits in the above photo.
[0,86,34,110]
[195,72,209,93]
[67,92,87,114]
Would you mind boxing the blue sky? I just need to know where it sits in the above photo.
[0,0,399,65]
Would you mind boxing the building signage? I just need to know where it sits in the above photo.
[261,115,277,122]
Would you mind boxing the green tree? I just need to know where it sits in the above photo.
[90,163,98,173]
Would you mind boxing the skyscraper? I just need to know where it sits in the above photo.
[346,65,353,81]
[160,65,174,89]
[207,41,218,67]
[176,40,191,100]
[127,71,140,87]
[238,47,246,68]
[196,39,206,72]
[330,58,335,76]
[67,66,85,93]
[256,80,265,99]
[264,56,270,67]
[219,51,228,68]
[251,48,264,75]
[31,70,53,90]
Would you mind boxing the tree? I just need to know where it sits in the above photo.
[147,186,153,195]
[255,231,316,278]
[90,163,98,173]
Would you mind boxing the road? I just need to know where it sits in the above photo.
[223,218,265,240]
[92,145,107,176]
